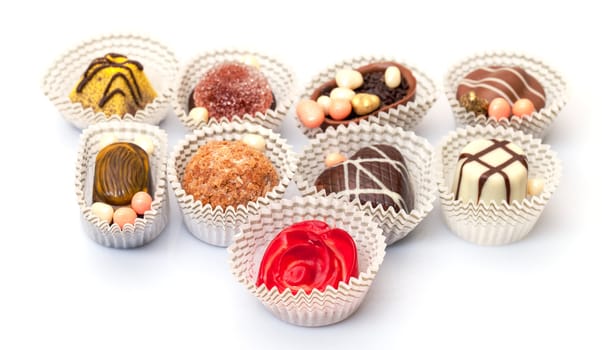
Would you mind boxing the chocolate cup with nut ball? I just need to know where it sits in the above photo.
[311,61,417,130]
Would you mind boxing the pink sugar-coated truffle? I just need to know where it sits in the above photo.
[193,62,273,120]
[512,98,536,117]
[113,207,137,229]
[488,97,512,121]
[131,191,152,215]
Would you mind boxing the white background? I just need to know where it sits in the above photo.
[1,1,601,349]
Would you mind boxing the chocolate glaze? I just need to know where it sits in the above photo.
[315,144,414,213]
[77,53,146,109]
[455,139,528,203]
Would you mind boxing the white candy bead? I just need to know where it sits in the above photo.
[384,66,401,88]
[335,69,363,89]
[325,152,346,167]
[134,135,154,155]
[98,133,118,150]
[316,95,332,115]
[528,178,544,196]
[242,134,266,152]
[241,55,260,69]
[91,202,114,224]
[189,107,209,123]
[330,87,356,101]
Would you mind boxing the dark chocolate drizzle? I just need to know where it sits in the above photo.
[455,139,528,203]
[76,53,145,108]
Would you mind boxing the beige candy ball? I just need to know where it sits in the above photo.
[241,55,260,69]
[134,135,154,155]
[325,152,347,167]
[91,202,114,224]
[330,87,356,101]
[335,69,363,90]
[528,178,545,196]
[384,66,402,88]
[189,107,209,123]
[242,133,266,152]
[316,95,332,115]
[98,133,118,150]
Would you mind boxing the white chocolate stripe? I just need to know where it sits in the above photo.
[458,80,514,104]
[462,78,521,100]
[480,67,546,103]
[339,155,410,212]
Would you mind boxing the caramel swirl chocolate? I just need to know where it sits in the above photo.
[93,142,151,206]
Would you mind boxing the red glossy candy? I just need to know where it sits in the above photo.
[256,220,358,295]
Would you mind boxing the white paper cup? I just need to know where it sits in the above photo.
[42,33,178,129]
[435,124,562,245]
[75,121,169,248]
[174,49,296,131]
[296,55,437,138]
[167,122,297,247]
[228,196,386,327]
[444,51,568,138]
[295,121,436,245]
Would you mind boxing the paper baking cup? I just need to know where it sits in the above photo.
[296,55,437,138]
[42,33,179,129]
[435,125,562,245]
[74,121,169,248]
[228,195,386,327]
[174,49,296,131]
[167,122,297,247]
[295,121,436,245]
[444,51,568,138]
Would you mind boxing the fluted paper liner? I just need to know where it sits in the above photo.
[444,51,568,138]
[295,121,436,245]
[75,121,169,248]
[435,125,562,245]
[228,196,386,327]
[167,122,296,247]
[296,55,437,138]
[174,49,296,131]
[42,33,179,129]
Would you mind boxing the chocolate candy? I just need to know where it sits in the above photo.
[315,144,414,213]
[452,139,528,204]
[456,66,546,112]
[93,142,151,206]
[310,61,416,128]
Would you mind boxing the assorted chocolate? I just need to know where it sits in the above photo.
[297,61,416,129]
[456,66,545,120]
[93,142,151,206]
[451,139,528,204]
[91,139,154,229]
[315,144,415,213]
[69,53,157,116]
